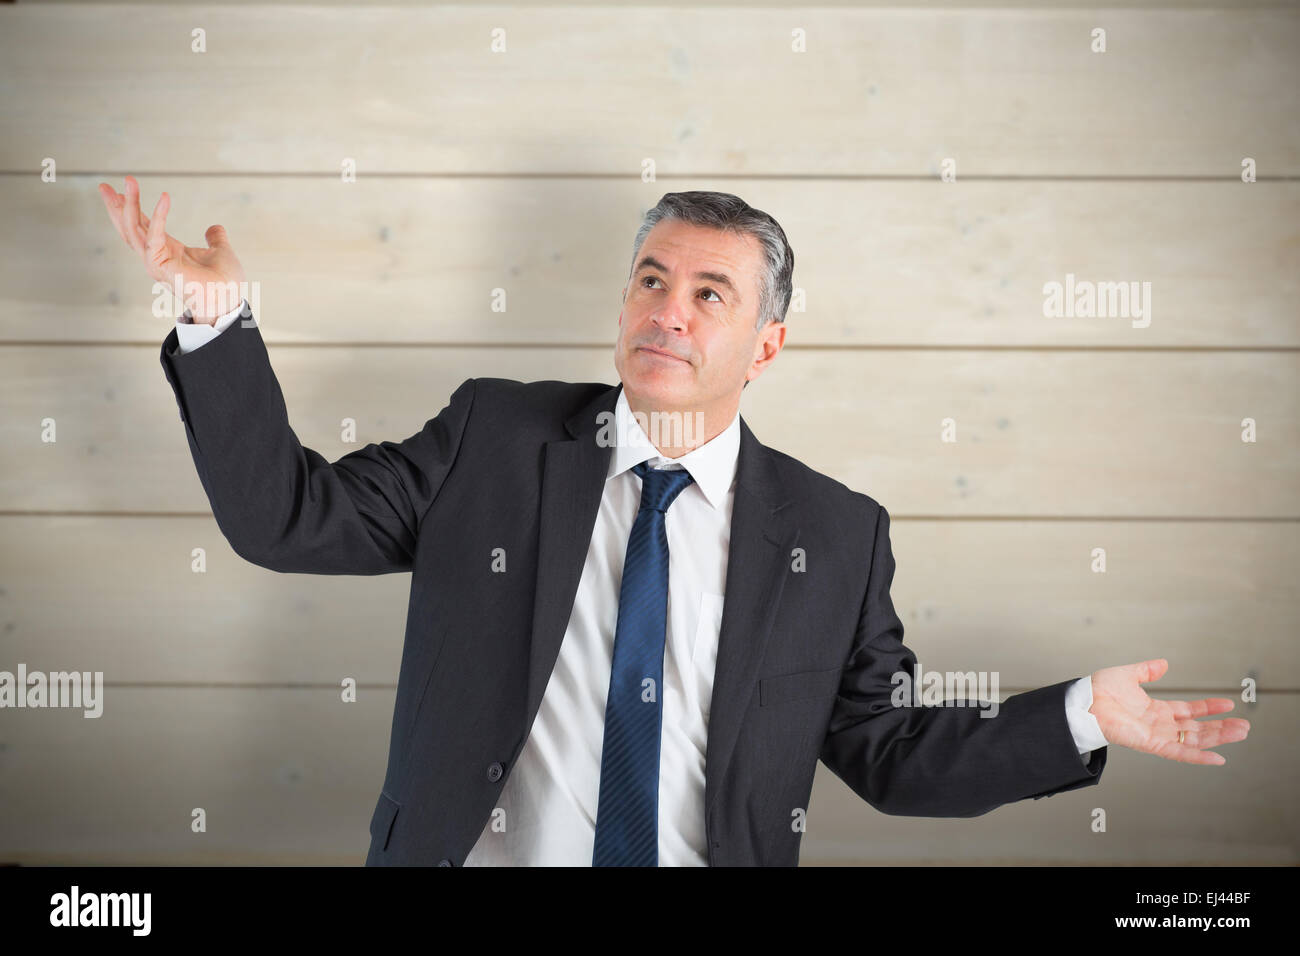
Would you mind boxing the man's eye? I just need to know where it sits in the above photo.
[639,276,719,302]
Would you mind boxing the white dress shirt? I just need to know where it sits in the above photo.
[175,301,1110,865]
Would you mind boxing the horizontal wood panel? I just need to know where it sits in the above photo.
[0,516,1292,686]
[2,8,1297,176]
[11,176,1299,347]
[749,350,1300,516]
[0,687,1288,864]
[0,346,1295,515]
[0,688,391,864]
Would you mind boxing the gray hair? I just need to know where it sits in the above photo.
[629,191,795,331]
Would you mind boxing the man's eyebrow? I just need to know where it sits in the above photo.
[633,255,742,300]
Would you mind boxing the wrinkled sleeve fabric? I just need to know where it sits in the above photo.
[160,305,477,575]
[819,503,1106,817]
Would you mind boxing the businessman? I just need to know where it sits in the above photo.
[101,180,1249,866]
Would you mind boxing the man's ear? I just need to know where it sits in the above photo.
[748,321,786,380]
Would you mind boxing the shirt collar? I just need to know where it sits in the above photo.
[606,387,740,511]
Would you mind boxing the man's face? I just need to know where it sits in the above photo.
[614,220,785,420]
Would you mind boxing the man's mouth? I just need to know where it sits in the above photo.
[638,345,687,363]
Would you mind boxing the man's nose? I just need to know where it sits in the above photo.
[650,308,687,334]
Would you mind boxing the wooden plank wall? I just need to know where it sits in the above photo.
[0,2,1296,865]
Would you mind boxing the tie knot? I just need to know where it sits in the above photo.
[633,461,695,514]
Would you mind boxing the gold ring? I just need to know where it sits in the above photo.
[1178,730,1186,744]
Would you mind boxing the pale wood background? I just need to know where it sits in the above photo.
[0,1,1295,865]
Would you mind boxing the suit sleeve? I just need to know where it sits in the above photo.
[159,308,477,575]
[818,503,1106,817]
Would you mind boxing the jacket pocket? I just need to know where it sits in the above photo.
[759,665,843,707]
[369,791,401,851]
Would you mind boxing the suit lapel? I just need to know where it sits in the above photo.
[704,418,799,815]
[524,383,619,723]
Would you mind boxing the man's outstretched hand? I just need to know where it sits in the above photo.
[98,174,246,324]
[1089,659,1250,765]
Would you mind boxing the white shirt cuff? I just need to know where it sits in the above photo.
[1065,675,1108,757]
[175,299,253,354]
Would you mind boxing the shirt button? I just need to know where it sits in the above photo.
[487,762,504,782]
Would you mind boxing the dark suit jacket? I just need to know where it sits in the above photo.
[159,314,1106,866]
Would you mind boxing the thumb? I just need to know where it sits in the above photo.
[204,224,230,249]
[1137,658,1169,684]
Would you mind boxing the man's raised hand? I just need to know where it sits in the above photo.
[98,175,247,324]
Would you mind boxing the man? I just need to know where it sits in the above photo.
[100,180,1250,866]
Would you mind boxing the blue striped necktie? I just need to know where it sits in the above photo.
[592,460,696,866]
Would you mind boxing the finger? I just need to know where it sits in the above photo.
[99,184,132,246]
[1174,716,1251,749]
[107,184,152,248]
[145,191,169,259]
[1164,696,1236,719]
[121,176,146,254]
[97,183,118,213]
[128,176,152,248]
[105,180,155,236]
[142,196,174,280]
[1171,747,1226,766]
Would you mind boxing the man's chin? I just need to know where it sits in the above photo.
[624,370,694,405]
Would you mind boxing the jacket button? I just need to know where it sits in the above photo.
[438,858,453,867]
[487,762,504,782]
